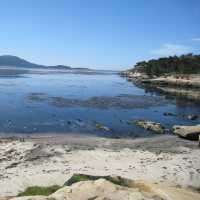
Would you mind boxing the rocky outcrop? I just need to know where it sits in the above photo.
[173,125,200,140]
[121,71,149,79]
[134,120,165,134]
[121,71,200,101]
[10,177,200,200]
[120,71,151,84]
[147,75,200,88]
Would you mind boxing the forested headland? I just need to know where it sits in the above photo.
[129,54,200,75]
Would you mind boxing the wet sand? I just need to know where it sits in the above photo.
[0,134,199,197]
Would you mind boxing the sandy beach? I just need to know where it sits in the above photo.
[0,134,199,197]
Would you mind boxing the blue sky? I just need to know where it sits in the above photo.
[0,0,199,70]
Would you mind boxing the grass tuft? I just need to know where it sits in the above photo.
[18,185,62,196]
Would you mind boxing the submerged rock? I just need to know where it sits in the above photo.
[95,122,110,131]
[163,112,177,117]
[134,120,165,134]
[11,174,200,200]
[173,125,200,140]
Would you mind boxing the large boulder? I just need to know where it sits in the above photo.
[10,177,200,200]
[173,125,200,140]
[134,120,165,134]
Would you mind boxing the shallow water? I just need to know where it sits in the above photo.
[0,68,200,138]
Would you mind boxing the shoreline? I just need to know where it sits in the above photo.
[121,72,200,101]
[1,132,199,152]
[1,133,200,197]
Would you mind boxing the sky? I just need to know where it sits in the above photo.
[0,0,200,70]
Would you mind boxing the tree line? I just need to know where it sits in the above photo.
[131,54,200,75]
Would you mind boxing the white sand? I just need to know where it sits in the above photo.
[0,136,199,197]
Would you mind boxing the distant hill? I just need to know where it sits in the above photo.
[0,55,71,69]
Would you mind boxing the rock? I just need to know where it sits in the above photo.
[134,120,165,134]
[95,122,110,131]
[52,179,141,200]
[173,125,200,140]
[10,176,200,200]
[0,198,11,200]
[186,114,198,120]
[163,112,177,117]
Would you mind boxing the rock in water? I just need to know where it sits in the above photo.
[95,122,110,131]
[134,120,165,134]
[173,124,200,140]
[163,112,177,117]
[186,114,198,120]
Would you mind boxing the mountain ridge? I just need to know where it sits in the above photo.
[0,55,71,69]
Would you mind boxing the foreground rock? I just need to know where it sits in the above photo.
[11,177,200,200]
[134,120,165,134]
[173,124,200,140]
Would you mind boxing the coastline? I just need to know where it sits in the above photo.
[0,69,200,198]
[1,133,200,196]
[121,71,200,101]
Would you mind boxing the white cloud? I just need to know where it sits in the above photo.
[151,43,190,56]
[192,38,200,42]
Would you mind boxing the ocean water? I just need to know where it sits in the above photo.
[0,69,200,138]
